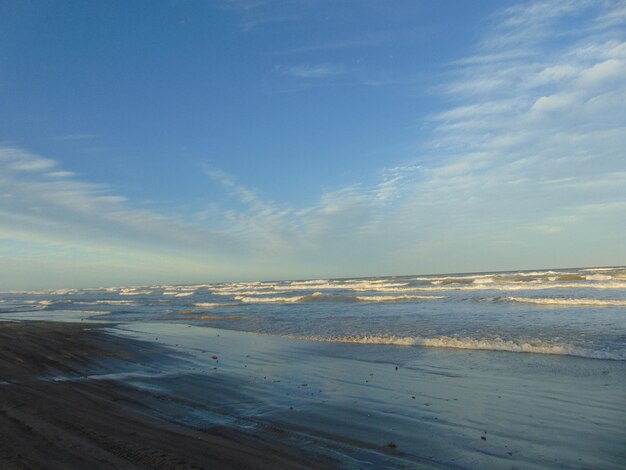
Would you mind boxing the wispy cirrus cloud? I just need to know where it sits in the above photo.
[0,148,55,172]
[276,63,345,79]
[252,0,626,271]
[3,1,625,288]
[217,0,303,31]
[378,1,626,268]
[0,148,249,287]
[202,166,299,253]
[45,171,75,178]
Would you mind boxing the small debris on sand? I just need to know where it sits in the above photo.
[386,442,397,449]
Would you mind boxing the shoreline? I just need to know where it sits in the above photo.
[2,318,625,469]
[0,320,338,469]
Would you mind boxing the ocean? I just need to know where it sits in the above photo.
[2,266,625,468]
[3,266,626,361]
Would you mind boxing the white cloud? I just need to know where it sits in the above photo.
[276,63,344,79]
[46,171,75,178]
[3,0,626,287]
[0,150,249,277]
[0,147,56,172]
[292,0,626,272]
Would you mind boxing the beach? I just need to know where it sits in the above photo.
[4,0,626,466]
[0,321,337,469]
[1,312,625,469]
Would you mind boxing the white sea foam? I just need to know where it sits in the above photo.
[236,295,304,303]
[212,289,288,296]
[47,289,79,295]
[234,292,443,303]
[204,274,626,295]
[505,297,626,306]
[192,302,236,308]
[351,286,428,293]
[294,335,625,360]
[581,267,619,272]
[7,289,77,295]
[352,280,626,293]
[160,288,196,296]
[509,271,562,277]
[477,281,626,291]
[416,337,626,360]
[277,281,410,291]
[281,282,336,290]
[355,295,444,302]
[93,300,137,305]
[21,299,67,309]
[209,282,282,292]
[119,289,153,296]
[293,334,417,346]
[415,271,622,285]
[289,279,329,286]
[414,274,494,282]
[235,293,328,303]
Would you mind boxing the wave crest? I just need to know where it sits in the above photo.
[234,293,444,303]
[504,297,626,306]
[355,295,444,302]
[234,293,331,303]
[293,335,625,360]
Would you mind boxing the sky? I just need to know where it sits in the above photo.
[1,0,625,290]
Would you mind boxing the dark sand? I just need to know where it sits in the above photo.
[0,321,337,469]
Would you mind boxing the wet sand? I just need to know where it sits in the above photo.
[113,321,626,469]
[0,321,337,469]
[2,319,625,469]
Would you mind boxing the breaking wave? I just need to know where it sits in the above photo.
[417,337,626,360]
[212,289,289,296]
[294,335,626,360]
[353,281,626,293]
[355,295,444,302]
[93,300,138,306]
[192,302,237,308]
[278,281,411,291]
[234,293,350,303]
[234,293,444,303]
[504,297,626,306]
[119,289,154,296]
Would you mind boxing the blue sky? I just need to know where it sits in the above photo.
[1,0,625,289]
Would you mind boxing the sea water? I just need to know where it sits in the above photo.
[2,266,626,361]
